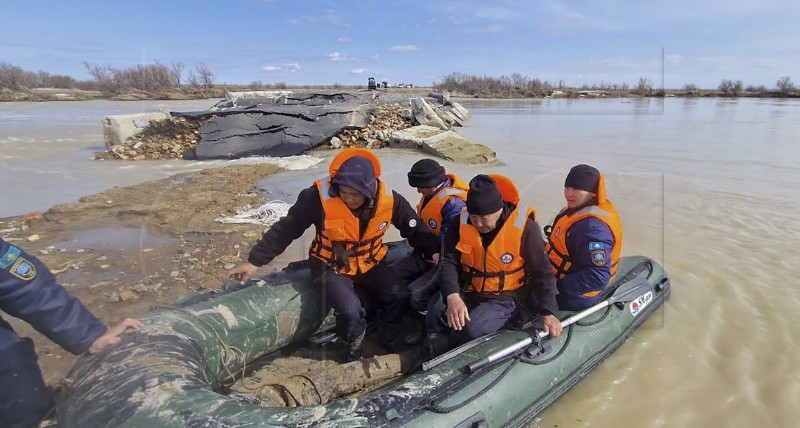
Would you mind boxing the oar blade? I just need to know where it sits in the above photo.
[607,277,654,304]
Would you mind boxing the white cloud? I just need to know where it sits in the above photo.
[262,62,301,72]
[328,52,358,62]
[338,36,350,43]
[388,45,418,52]
[370,54,381,61]
[351,68,366,74]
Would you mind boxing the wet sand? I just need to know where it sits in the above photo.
[1,163,284,386]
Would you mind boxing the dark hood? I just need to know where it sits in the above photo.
[329,155,378,200]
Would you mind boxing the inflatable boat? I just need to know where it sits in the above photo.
[57,242,670,427]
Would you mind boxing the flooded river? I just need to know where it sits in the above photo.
[1,96,798,427]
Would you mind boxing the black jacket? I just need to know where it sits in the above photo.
[248,183,438,267]
[438,203,558,315]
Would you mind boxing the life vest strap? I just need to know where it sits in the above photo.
[461,265,525,292]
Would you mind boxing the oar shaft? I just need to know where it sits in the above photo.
[462,276,652,375]
[468,300,613,373]
[466,337,532,373]
[537,300,612,340]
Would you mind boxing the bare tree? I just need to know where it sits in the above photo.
[0,62,33,90]
[718,79,743,96]
[83,62,117,92]
[776,76,795,94]
[194,63,213,88]
[170,62,184,86]
[635,77,653,96]
[186,70,199,87]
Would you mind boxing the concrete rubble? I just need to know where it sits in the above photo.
[96,91,497,164]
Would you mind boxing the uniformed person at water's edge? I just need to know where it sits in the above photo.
[1,238,142,428]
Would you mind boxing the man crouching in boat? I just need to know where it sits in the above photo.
[426,174,562,357]
[544,164,623,310]
[227,148,438,362]
[392,158,467,346]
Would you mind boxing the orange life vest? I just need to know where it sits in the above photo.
[545,175,624,290]
[309,148,393,275]
[455,174,535,293]
[416,173,468,236]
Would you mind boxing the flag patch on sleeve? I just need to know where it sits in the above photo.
[588,242,605,250]
[1,245,22,269]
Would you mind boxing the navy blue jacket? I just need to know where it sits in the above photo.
[556,216,615,310]
[419,178,466,240]
[1,239,106,355]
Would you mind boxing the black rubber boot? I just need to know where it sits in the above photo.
[344,328,366,363]
[426,332,450,359]
[378,319,401,353]
[404,312,426,345]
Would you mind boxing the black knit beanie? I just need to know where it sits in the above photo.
[565,164,600,193]
[466,175,504,215]
[407,158,447,188]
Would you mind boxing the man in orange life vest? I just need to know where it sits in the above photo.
[392,159,467,344]
[545,164,623,310]
[426,174,562,355]
[227,148,438,361]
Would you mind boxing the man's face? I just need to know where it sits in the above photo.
[338,185,367,210]
[564,187,596,209]
[416,186,438,197]
[468,208,503,234]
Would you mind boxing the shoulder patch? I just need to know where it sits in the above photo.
[590,249,607,267]
[428,218,438,229]
[10,257,37,281]
[588,242,605,250]
[1,245,22,269]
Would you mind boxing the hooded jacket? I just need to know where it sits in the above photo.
[248,150,438,272]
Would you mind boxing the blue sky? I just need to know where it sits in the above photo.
[2,0,798,89]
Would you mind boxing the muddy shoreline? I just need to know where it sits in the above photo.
[1,163,287,386]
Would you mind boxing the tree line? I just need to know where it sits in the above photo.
[2,61,797,98]
[433,72,797,97]
[0,62,215,93]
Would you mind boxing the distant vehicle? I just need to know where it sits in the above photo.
[367,77,377,90]
[381,81,388,89]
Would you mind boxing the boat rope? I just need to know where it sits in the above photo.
[162,305,255,389]
[266,374,324,406]
[576,304,613,326]
[214,200,291,226]
[425,357,520,414]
